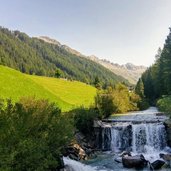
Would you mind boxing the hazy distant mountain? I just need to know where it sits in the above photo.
[38,36,146,84]
[89,55,146,84]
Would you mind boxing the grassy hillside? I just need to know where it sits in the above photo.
[0,27,129,86]
[0,65,97,111]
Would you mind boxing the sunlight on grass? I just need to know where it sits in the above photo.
[0,65,97,111]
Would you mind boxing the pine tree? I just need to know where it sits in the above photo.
[135,78,144,98]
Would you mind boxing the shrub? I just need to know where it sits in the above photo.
[157,96,171,116]
[0,97,74,170]
[95,90,115,118]
[95,84,140,117]
[137,98,150,110]
[73,107,99,135]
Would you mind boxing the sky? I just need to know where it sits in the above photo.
[0,0,171,66]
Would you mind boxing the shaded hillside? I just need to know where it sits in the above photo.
[38,36,145,85]
[0,65,97,111]
[0,27,129,86]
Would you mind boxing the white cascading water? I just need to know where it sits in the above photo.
[110,123,131,152]
[132,123,167,154]
[63,157,96,171]
[102,122,167,153]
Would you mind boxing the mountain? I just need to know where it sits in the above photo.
[38,36,85,57]
[0,27,129,87]
[38,36,146,84]
[0,65,96,111]
[89,55,146,84]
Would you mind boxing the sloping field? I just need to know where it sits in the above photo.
[0,65,97,111]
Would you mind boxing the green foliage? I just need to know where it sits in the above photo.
[129,91,142,110]
[138,28,171,103]
[55,68,63,78]
[73,107,99,135]
[135,78,149,110]
[0,26,129,87]
[135,78,145,98]
[95,89,115,118]
[93,76,101,89]
[0,98,74,170]
[157,96,171,115]
[95,84,140,117]
[0,65,97,111]
[137,98,150,110]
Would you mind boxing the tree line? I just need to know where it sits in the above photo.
[135,28,171,113]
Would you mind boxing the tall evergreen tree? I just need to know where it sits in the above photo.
[135,78,144,98]
[137,27,171,102]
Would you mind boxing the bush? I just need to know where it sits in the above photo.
[95,90,115,118]
[157,96,171,116]
[0,97,74,170]
[95,84,140,117]
[137,98,150,110]
[73,107,99,135]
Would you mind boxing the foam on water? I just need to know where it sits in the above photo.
[63,157,97,171]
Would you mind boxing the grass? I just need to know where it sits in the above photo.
[0,65,97,111]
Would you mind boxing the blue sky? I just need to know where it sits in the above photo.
[0,0,171,66]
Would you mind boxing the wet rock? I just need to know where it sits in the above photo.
[68,153,79,161]
[56,156,65,170]
[156,112,164,116]
[65,143,87,161]
[122,154,147,169]
[164,120,171,147]
[150,160,165,170]
[93,120,104,127]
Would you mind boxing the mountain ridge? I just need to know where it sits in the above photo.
[88,55,146,84]
[37,36,146,84]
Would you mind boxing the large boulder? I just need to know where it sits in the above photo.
[122,154,147,169]
[150,160,165,170]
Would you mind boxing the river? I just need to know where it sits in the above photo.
[64,107,171,171]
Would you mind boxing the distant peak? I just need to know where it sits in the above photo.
[124,63,146,70]
[38,36,61,46]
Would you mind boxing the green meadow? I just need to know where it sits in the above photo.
[0,65,97,111]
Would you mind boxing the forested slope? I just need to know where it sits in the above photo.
[0,27,129,86]
[136,28,171,112]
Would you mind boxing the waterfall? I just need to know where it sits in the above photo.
[111,123,132,152]
[101,126,111,150]
[132,123,167,153]
[101,122,167,154]
[63,157,96,171]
